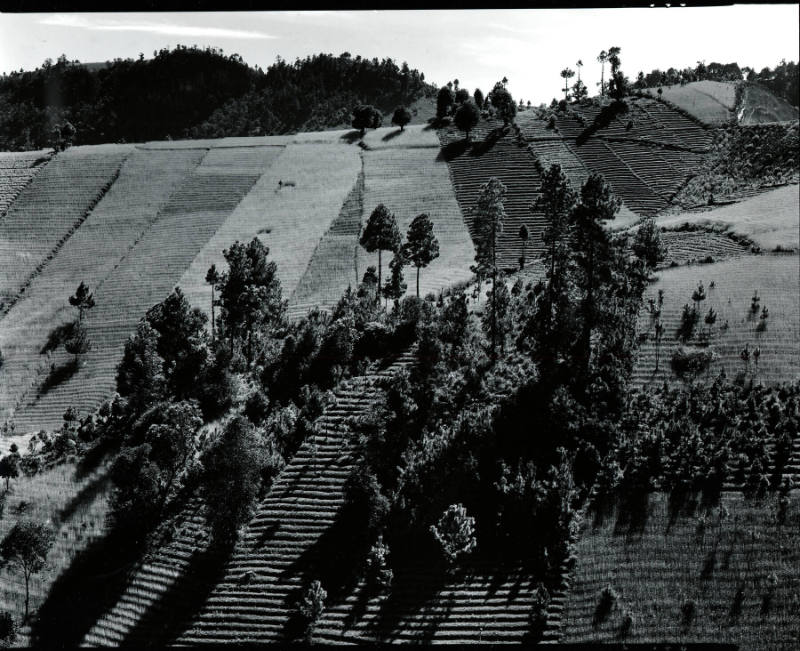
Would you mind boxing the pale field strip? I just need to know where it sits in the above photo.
[361,124,442,149]
[0,150,51,215]
[655,184,800,251]
[632,254,800,388]
[138,135,295,149]
[358,144,476,299]
[11,147,276,433]
[645,81,735,125]
[0,462,110,643]
[563,493,800,647]
[0,149,205,430]
[179,143,360,321]
[0,147,132,306]
[288,171,364,319]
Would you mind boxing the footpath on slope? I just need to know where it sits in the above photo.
[83,350,416,647]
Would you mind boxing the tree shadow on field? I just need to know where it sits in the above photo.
[118,537,235,647]
[30,525,145,648]
[436,127,504,162]
[40,321,77,354]
[340,130,363,145]
[381,129,404,142]
[38,358,78,396]
[613,491,651,540]
[59,469,111,522]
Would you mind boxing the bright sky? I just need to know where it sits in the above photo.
[0,6,798,105]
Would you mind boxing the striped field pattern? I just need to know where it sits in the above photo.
[11,146,273,432]
[562,492,800,647]
[632,254,800,388]
[0,145,132,309]
[0,148,205,430]
[358,130,476,298]
[0,150,51,216]
[178,143,360,322]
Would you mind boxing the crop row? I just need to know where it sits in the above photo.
[438,122,546,271]
[288,169,364,320]
[11,147,269,433]
[562,491,800,646]
[645,81,736,126]
[0,151,51,216]
[631,254,800,388]
[174,353,416,643]
[565,139,667,216]
[0,147,131,310]
[0,148,205,431]
[0,462,110,645]
[659,230,749,268]
[356,139,476,297]
[179,143,359,324]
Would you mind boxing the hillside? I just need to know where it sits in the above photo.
[0,49,435,151]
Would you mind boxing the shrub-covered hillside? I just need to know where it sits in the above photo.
[0,48,435,150]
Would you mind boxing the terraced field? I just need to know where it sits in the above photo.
[656,184,800,252]
[565,138,667,216]
[0,148,204,430]
[0,146,132,310]
[357,134,476,298]
[563,492,800,647]
[632,254,800,388]
[0,150,51,215]
[315,561,562,644]
[178,143,359,323]
[10,146,273,433]
[0,462,111,645]
[438,121,545,271]
[659,230,749,268]
[289,169,364,319]
[82,351,416,646]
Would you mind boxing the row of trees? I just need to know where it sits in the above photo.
[0,49,435,150]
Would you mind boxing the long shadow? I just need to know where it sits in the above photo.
[381,129,404,142]
[30,525,145,648]
[38,358,78,396]
[118,537,235,647]
[613,490,651,540]
[436,139,470,162]
[40,321,76,354]
[58,470,110,522]
[74,437,120,481]
[340,130,363,145]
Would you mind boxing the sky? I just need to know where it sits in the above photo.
[0,6,798,105]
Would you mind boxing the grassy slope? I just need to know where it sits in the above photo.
[632,254,800,388]
[357,126,475,299]
[0,146,132,308]
[0,462,111,644]
[646,81,736,125]
[563,492,800,648]
[179,143,360,322]
[656,184,799,252]
[739,85,799,125]
[10,147,274,433]
[0,148,205,431]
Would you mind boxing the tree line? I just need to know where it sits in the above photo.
[0,48,435,150]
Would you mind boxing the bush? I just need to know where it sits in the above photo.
[430,503,477,568]
[594,585,617,626]
[670,346,716,382]
[365,535,393,591]
[297,579,326,638]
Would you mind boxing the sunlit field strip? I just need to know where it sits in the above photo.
[179,143,360,321]
[0,148,205,431]
[11,147,271,432]
[0,146,132,307]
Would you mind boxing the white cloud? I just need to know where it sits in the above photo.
[39,14,275,40]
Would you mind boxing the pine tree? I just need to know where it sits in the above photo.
[68,281,95,323]
[403,213,440,297]
[360,204,401,302]
[205,264,220,340]
[471,177,507,360]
